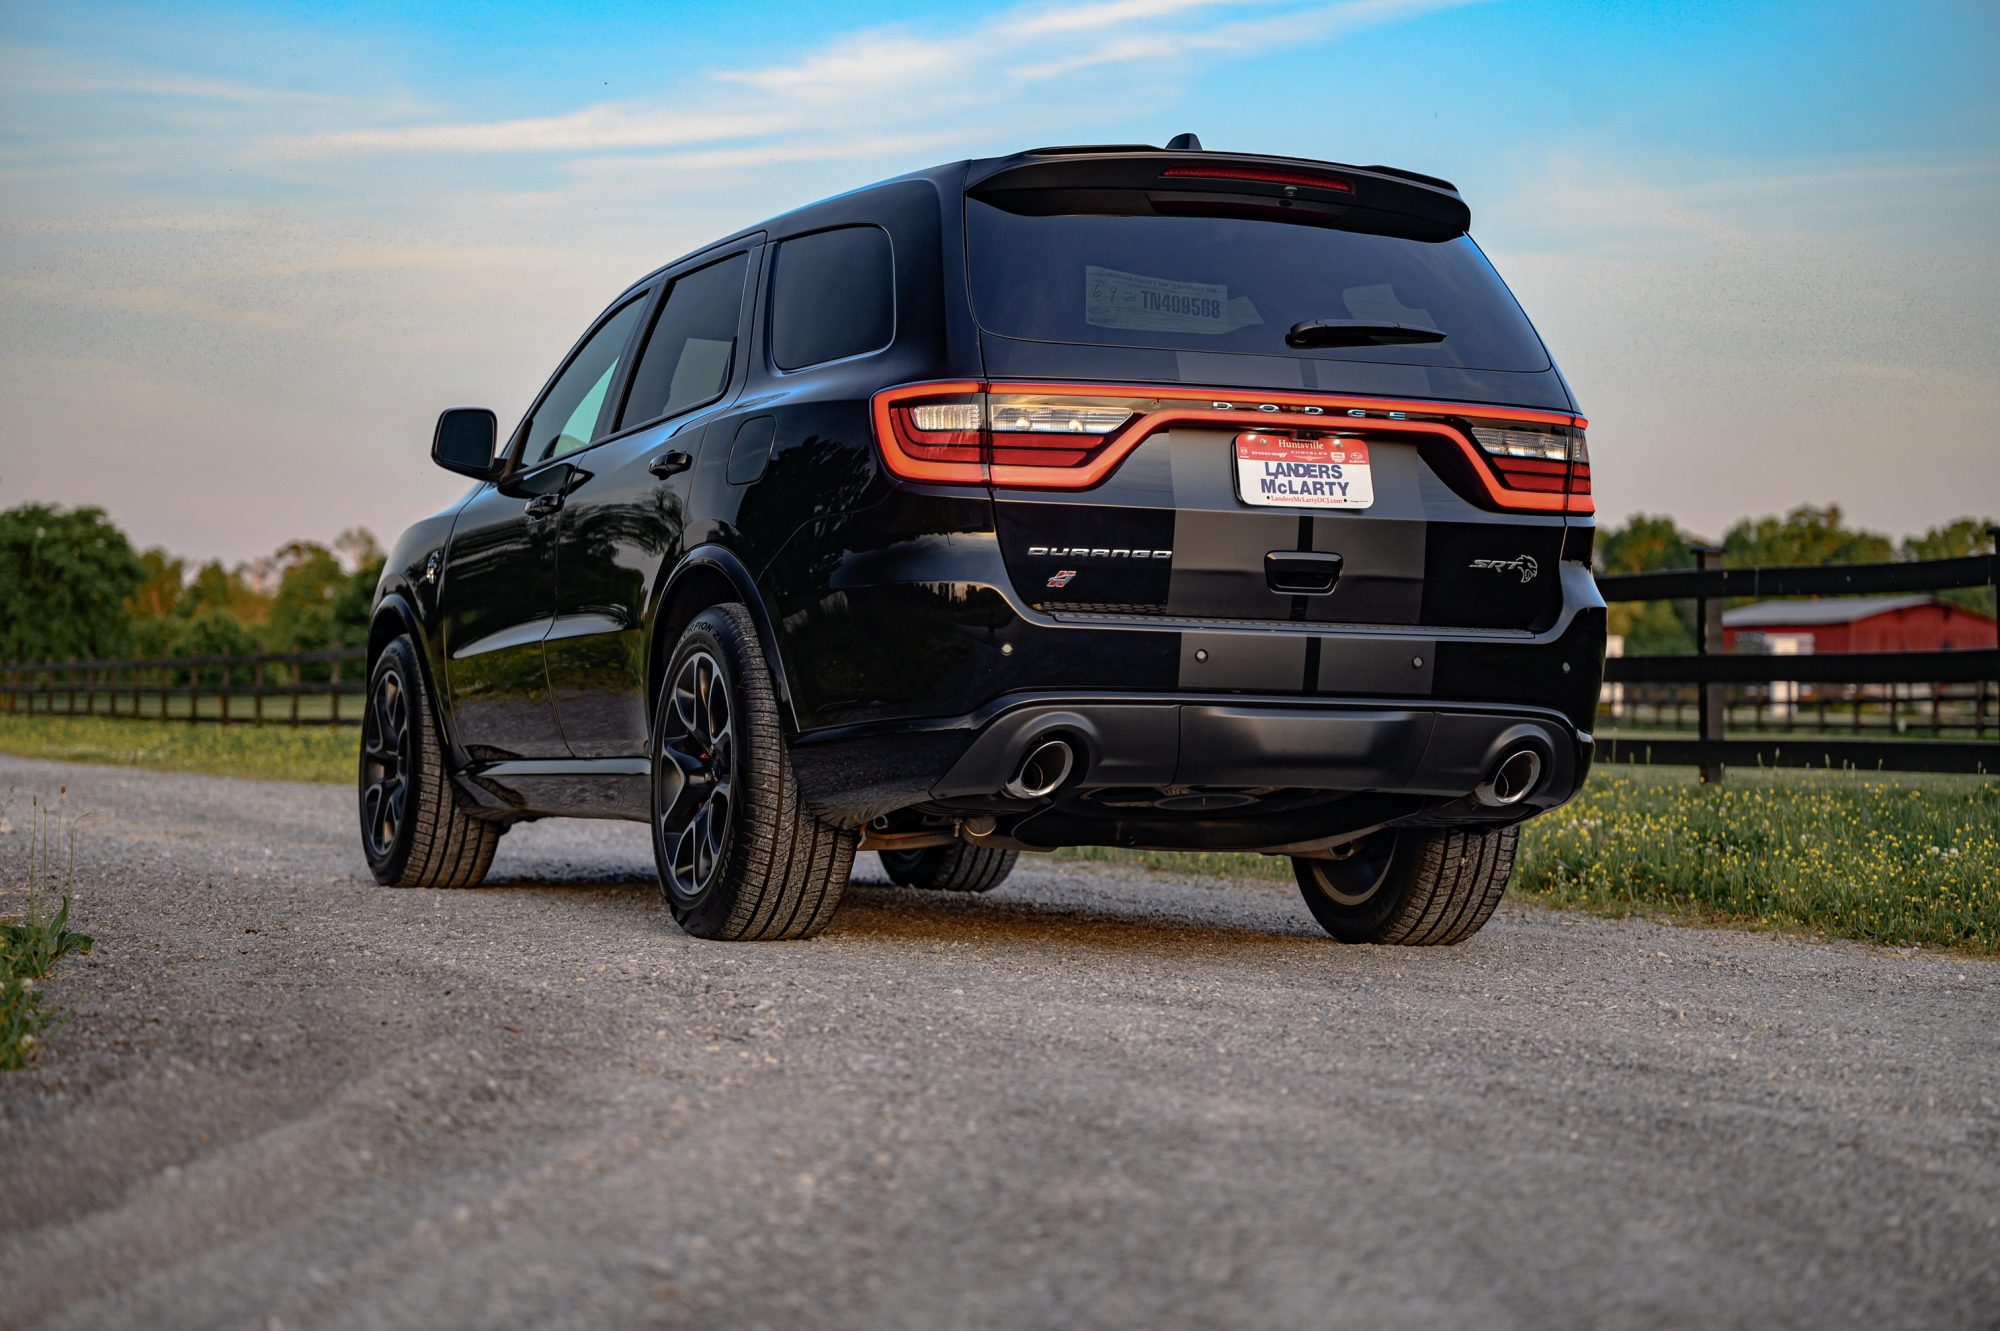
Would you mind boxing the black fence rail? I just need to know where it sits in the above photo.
[1597,547,1999,779]
[1,648,368,726]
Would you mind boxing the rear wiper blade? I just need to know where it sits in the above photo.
[1285,319,1447,348]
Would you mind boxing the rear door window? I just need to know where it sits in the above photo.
[965,200,1548,373]
[617,251,750,430]
[769,226,894,370]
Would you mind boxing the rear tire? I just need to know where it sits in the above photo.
[652,604,855,940]
[1293,826,1516,945]
[359,634,500,889]
[879,843,1018,893]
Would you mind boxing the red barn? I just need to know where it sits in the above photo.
[1722,595,1999,654]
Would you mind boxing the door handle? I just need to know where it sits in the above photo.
[524,493,564,519]
[1265,550,1343,594]
[648,449,693,479]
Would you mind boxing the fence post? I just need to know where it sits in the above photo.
[329,655,341,725]
[290,648,301,725]
[1693,545,1726,784]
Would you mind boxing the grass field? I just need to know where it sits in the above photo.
[0,714,355,784]
[1058,768,2000,954]
[1,715,1993,953]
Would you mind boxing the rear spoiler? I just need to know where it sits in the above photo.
[966,151,1471,242]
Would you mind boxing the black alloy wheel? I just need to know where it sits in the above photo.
[357,634,499,889]
[655,647,736,905]
[648,604,855,940]
[360,663,413,862]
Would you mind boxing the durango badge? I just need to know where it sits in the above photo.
[1469,555,1539,583]
[1027,546,1172,559]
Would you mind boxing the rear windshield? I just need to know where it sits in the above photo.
[965,199,1549,373]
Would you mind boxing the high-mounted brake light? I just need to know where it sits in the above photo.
[1159,164,1355,194]
[871,381,1592,511]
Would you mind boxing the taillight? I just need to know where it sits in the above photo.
[872,385,1139,486]
[872,381,1593,511]
[1470,423,1592,510]
[872,382,985,483]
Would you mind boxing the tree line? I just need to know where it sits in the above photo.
[0,503,383,675]
[1,500,1992,667]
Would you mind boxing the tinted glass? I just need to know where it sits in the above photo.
[618,252,749,428]
[965,200,1548,373]
[523,296,646,465]
[770,226,894,370]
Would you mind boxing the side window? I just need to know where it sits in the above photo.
[769,227,894,371]
[523,296,647,466]
[617,252,750,430]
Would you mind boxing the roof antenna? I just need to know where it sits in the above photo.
[1165,132,1203,152]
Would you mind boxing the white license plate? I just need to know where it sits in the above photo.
[1233,433,1374,508]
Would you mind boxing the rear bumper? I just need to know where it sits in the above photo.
[790,690,1591,833]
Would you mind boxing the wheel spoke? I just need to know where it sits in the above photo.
[672,662,698,734]
[670,826,697,892]
[656,648,737,901]
[361,666,417,859]
[661,743,705,778]
[706,676,729,747]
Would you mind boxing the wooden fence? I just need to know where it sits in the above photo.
[3,546,1995,778]
[1596,547,1999,779]
[1,647,368,726]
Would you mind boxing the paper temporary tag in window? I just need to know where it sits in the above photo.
[1084,266,1263,334]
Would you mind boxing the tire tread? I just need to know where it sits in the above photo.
[881,843,1018,893]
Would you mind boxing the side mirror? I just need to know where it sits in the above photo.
[431,408,501,480]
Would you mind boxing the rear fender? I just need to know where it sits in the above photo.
[647,545,799,733]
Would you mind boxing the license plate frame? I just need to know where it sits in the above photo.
[1233,432,1374,509]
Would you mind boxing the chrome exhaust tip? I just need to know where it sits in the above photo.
[1003,738,1074,800]
[1474,748,1543,807]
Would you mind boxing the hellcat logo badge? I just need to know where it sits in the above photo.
[1469,555,1539,583]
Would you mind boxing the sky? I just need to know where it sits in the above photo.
[1,0,1996,564]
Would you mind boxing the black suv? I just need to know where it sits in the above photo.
[362,138,1605,945]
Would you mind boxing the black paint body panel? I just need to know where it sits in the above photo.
[370,147,1607,849]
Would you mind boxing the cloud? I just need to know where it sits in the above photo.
[1482,149,2000,534]
[0,40,344,108]
[289,105,801,158]
[271,0,1472,160]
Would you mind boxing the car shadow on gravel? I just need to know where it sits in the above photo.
[454,860,1333,953]
[829,880,1331,953]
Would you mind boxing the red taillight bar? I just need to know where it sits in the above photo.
[870,381,1593,514]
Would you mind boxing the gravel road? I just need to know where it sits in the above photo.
[1,753,1995,1330]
